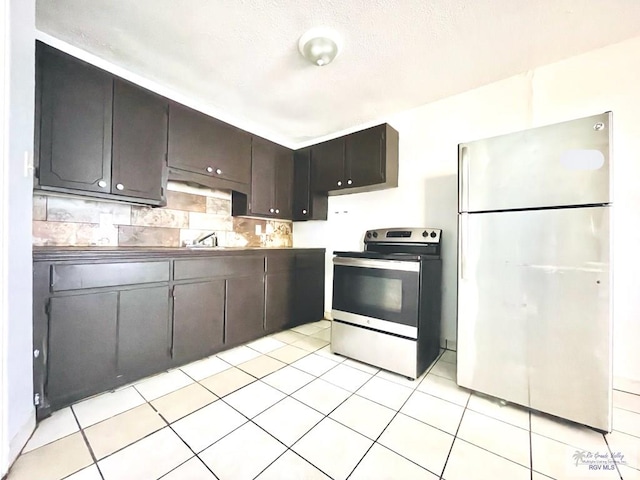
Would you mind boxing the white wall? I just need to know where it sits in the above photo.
[1,0,35,474]
[294,35,640,389]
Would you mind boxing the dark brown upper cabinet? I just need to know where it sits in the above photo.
[35,43,168,206]
[309,123,399,195]
[309,138,344,192]
[112,79,168,202]
[167,103,251,193]
[293,148,328,221]
[37,44,113,195]
[249,137,294,219]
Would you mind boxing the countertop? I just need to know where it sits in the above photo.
[33,246,326,262]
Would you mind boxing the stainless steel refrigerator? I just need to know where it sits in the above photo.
[457,112,612,432]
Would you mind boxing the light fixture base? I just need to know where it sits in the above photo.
[298,27,342,67]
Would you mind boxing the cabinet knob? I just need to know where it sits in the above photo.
[98,180,107,188]
[302,209,308,215]
[269,208,275,213]
[116,183,124,191]
[347,179,353,185]
[206,166,213,173]
[215,168,222,175]
[275,209,280,214]
[337,181,342,186]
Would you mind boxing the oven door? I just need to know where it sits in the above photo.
[332,257,420,338]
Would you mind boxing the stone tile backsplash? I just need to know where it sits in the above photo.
[32,183,293,248]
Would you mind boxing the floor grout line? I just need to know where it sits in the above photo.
[529,410,533,480]
[438,393,471,479]
[67,405,106,480]
[601,431,624,480]
[30,330,623,480]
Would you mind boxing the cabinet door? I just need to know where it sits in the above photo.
[168,103,251,185]
[112,79,168,202]
[310,139,345,192]
[250,138,293,219]
[37,45,113,193]
[294,268,325,326]
[293,149,328,221]
[250,137,277,216]
[293,149,311,220]
[274,147,294,219]
[265,271,294,333]
[118,286,172,379]
[47,292,118,408]
[226,275,265,346]
[173,281,225,363]
[294,253,325,327]
[345,125,385,188]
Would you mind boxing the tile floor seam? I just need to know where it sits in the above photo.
[244,415,328,480]
[438,391,471,479]
[144,394,223,479]
[29,340,636,480]
[602,430,624,480]
[344,372,440,479]
[613,388,640,397]
[612,404,640,415]
[79,396,191,471]
[529,410,533,480]
[266,448,335,480]
[463,402,532,433]
[530,427,615,451]
[69,405,106,480]
[214,372,341,480]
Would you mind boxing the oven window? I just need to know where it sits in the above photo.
[332,264,420,327]
[351,276,402,312]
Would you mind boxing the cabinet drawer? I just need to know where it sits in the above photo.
[51,261,170,291]
[296,252,325,269]
[174,256,264,280]
[265,253,295,273]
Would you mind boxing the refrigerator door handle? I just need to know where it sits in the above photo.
[459,213,468,279]
[459,146,470,212]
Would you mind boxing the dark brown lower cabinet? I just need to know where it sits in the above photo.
[265,271,295,333]
[293,253,326,327]
[226,275,265,346]
[47,292,118,408]
[34,249,325,419]
[118,286,172,378]
[172,280,225,363]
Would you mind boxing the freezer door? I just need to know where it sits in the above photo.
[459,112,611,213]
[457,206,611,431]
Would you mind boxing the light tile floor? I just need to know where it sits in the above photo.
[8,319,640,480]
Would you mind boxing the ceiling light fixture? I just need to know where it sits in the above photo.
[298,27,342,67]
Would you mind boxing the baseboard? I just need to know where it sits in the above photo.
[6,412,35,472]
[440,338,457,351]
[614,376,640,395]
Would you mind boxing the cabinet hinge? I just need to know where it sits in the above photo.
[34,166,40,180]
[44,298,51,316]
[34,393,40,406]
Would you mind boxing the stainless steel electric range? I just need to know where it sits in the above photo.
[331,227,443,379]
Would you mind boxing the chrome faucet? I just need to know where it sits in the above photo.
[194,231,218,247]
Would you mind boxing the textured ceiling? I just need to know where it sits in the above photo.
[36,0,640,147]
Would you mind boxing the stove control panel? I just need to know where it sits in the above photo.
[365,228,441,244]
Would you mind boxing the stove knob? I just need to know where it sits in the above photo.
[372,231,378,238]
[430,231,437,238]
[422,230,428,237]
[366,232,372,238]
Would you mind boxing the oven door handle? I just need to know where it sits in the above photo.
[333,257,420,272]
